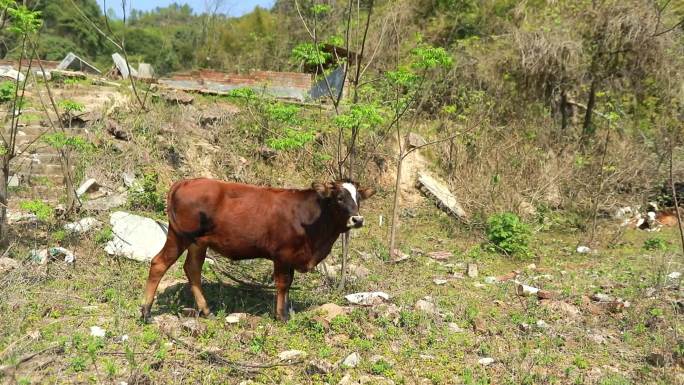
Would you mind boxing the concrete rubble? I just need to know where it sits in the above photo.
[417,172,467,219]
[105,211,167,263]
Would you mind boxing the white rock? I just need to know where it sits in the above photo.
[65,217,100,233]
[0,257,20,274]
[90,326,106,337]
[447,322,464,333]
[668,271,682,280]
[433,278,448,285]
[225,313,247,324]
[278,350,307,362]
[345,292,389,306]
[105,211,167,263]
[484,276,498,284]
[576,246,591,254]
[478,357,495,366]
[516,283,540,296]
[76,178,99,197]
[341,352,361,368]
[535,319,549,329]
[414,298,438,315]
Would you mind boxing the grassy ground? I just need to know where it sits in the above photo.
[0,195,682,385]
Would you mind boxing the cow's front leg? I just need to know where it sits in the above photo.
[273,262,294,321]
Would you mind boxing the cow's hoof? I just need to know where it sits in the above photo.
[203,312,216,320]
[140,305,151,324]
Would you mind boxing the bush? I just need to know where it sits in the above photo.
[643,237,667,251]
[0,81,16,103]
[128,172,166,213]
[19,200,53,221]
[486,212,532,258]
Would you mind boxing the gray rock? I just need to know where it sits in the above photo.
[341,352,361,368]
[467,263,478,278]
[76,178,99,197]
[414,298,438,315]
[478,357,495,366]
[0,257,20,274]
[225,313,248,324]
[306,359,333,375]
[105,211,167,263]
[278,350,307,362]
[447,322,464,333]
[82,192,128,211]
[64,217,100,233]
[181,318,206,336]
[417,172,467,219]
[406,132,427,148]
[345,292,389,306]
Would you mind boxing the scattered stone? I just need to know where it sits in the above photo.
[389,249,410,263]
[473,282,486,288]
[591,293,614,302]
[105,211,167,263]
[478,357,495,366]
[448,322,464,333]
[181,308,199,317]
[82,192,128,211]
[29,247,75,264]
[540,300,580,318]
[0,257,20,274]
[153,314,182,336]
[278,350,307,362]
[259,146,277,161]
[516,283,540,296]
[467,263,478,278]
[535,319,549,329]
[472,317,487,333]
[225,313,248,324]
[90,326,106,338]
[306,359,333,375]
[414,297,438,315]
[338,374,353,385]
[526,263,537,270]
[181,318,206,337]
[646,352,668,367]
[314,303,348,323]
[159,90,194,105]
[644,287,657,297]
[427,251,452,261]
[406,132,427,148]
[433,278,448,285]
[341,352,361,368]
[76,178,99,197]
[537,290,555,300]
[64,217,100,233]
[8,174,19,187]
[484,276,498,284]
[106,119,131,141]
[576,245,591,254]
[7,210,37,224]
[588,333,607,344]
[417,172,467,219]
[345,292,389,306]
[668,271,682,280]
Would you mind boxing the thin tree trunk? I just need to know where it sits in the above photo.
[582,79,598,139]
[669,137,684,256]
[0,161,8,246]
[560,89,569,131]
[388,153,403,255]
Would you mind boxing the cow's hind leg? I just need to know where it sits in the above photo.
[183,243,211,317]
[141,230,188,322]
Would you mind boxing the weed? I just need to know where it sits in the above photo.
[128,172,165,213]
[643,237,667,251]
[486,212,532,258]
[19,199,53,221]
[573,355,589,369]
[51,229,67,243]
[0,81,15,103]
[94,226,114,244]
[103,359,118,378]
[370,358,393,376]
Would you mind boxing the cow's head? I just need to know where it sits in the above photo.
[312,180,375,229]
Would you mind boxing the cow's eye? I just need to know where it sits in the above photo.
[336,196,343,203]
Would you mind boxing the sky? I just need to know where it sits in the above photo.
[97,0,275,18]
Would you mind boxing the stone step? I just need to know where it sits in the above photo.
[13,163,64,174]
[13,173,65,185]
[6,126,87,137]
[14,153,64,163]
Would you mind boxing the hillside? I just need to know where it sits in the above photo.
[0,0,683,384]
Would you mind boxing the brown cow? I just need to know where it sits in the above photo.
[141,178,375,322]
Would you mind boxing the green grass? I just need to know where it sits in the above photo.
[0,201,681,384]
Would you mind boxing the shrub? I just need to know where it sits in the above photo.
[643,237,667,251]
[0,81,16,103]
[19,199,53,221]
[128,172,166,213]
[486,212,532,258]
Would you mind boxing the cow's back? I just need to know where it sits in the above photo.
[167,179,312,260]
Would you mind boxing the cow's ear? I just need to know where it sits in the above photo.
[312,182,333,198]
[358,187,376,201]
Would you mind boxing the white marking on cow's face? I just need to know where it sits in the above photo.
[342,182,358,205]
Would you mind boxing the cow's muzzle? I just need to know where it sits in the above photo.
[348,215,364,228]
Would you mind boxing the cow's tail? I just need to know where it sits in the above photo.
[166,180,185,233]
